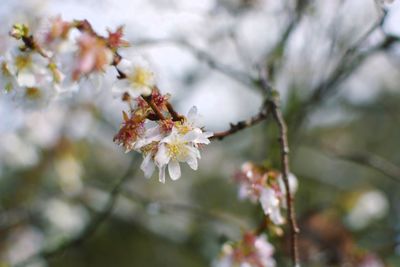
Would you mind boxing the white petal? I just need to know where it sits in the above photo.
[133,138,147,150]
[134,126,163,150]
[161,128,179,143]
[187,106,197,121]
[155,144,170,166]
[182,128,202,142]
[17,71,36,87]
[183,128,211,144]
[203,131,214,139]
[196,133,211,144]
[187,145,201,159]
[278,173,298,195]
[269,206,284,225]
[158,165,166,183]
[140,153,155,178]
[260,188,283,225]
[130,85,151,97]
[186,156,198,170]
[117,59,133,74]
[112,79,130,93]
[168,160,181,180]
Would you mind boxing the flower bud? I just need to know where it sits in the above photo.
[10,24,29,40]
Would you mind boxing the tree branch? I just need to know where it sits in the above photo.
[14,159,138,267]
[136,38,259,89]
[258,69,300,266]
[323,147,400,184]
[165,102,184,121]
[291,12,397,132]
[211,106,270,140]
[120,189,249,230]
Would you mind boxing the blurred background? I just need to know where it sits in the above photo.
[1,0,400,266]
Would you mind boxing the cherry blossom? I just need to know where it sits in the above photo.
[234,162,298,225]
[112,57,155,98]
[214,232,276,267]
[113,99,212,182]
[72,33,113,80]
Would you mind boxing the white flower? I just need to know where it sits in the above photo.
[154,123,212,183]
[155,128,203,182]
[235,163,298,225]
[7,50,51,88]
[260,188,284,225]
[136,107,212,183]
[113,57,155,97]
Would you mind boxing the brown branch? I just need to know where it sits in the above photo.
[291,12,396,133]
[135,38,259,90]
[166,102,184,121]
[142,94,166,120]
[270,101,300,266]
[73,19,97,36]
[211,107,269,140]
[259,69,300,267]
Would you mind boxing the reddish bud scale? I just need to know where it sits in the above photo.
[46,16,72,44]
[113,114,145,151]
[151,90,169,110]
[107,26,129,50]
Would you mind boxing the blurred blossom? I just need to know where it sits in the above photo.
[24,107,65,148]
[5,226,44,265]
[234,162,298,225]
[358,253,385,267]
[55,154,83,196]
[213,232,275,267]
[0,133,39,168]
[112,57,156,98]
[346,190,389,230]
[43,198,88,236]
[0,0,398,266]
[65,109,94,139]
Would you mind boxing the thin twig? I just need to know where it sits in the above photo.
[165,102,184,121]
[211,107,270,140]
[270,102,300,266]
[291,12,396,132]
[142,94,166,120]
[14,160,138,267]
[136,38,259,89]
[258,69,300,266]
[121,189,249,230]
[323,147,400,184]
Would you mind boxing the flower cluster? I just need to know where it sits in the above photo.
[234,162,298,225]
[213,232,276,267]
[4,17,212,182]
[2,17,128,104]
[113,90,212,183]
